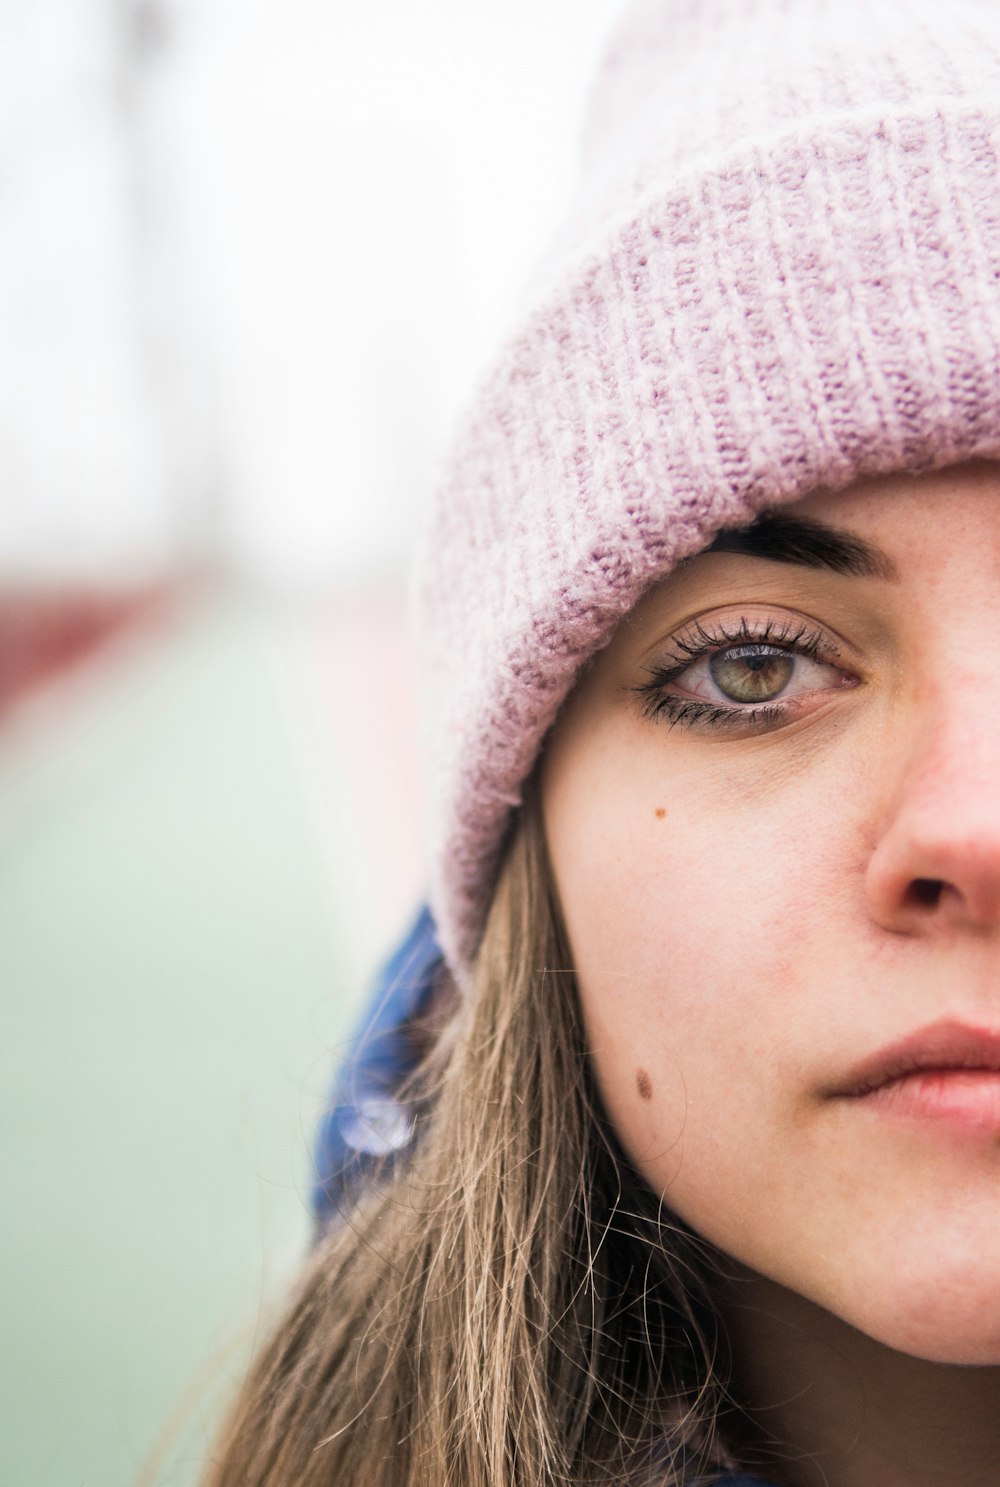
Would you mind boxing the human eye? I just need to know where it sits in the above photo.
[634,610,860,733]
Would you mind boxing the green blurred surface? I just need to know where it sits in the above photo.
[1,594,359,1487]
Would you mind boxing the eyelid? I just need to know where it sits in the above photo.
[641,604,857,673]
[633,607,862,732]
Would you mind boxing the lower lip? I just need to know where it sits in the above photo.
[857,1070,1000,1132]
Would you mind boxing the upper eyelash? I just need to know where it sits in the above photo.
[632,615,834,730]
[658,614,825,668]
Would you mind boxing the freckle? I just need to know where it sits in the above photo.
[654,807,667,820]
[636,1068,653,1101]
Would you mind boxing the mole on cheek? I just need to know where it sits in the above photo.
[636,1068,653,1101]
[654,807,667,820]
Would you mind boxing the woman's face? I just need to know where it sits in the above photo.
[541,461,1000,1364]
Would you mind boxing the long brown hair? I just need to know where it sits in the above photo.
[199,792,738,1486]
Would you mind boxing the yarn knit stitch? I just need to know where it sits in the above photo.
[413,0,1000,979]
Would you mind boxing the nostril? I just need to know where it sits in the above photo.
[908,877,944,910]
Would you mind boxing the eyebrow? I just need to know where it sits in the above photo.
[705,513,898,580]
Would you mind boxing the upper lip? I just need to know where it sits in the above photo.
[832,1020,1000,1098]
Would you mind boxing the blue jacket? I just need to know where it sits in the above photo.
[313,904,440,1224]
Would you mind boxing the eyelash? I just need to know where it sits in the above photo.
[634,615,842,732]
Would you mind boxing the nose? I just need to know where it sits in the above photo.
[865,703,1000,935]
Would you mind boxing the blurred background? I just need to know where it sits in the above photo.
[0,0,624,1483]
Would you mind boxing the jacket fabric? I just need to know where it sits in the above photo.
[313,905,440,1226]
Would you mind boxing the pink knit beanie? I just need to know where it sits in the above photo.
[414,0,1000,980]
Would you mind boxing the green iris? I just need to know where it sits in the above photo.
[709,645,795,703]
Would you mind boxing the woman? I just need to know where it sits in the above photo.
[202,1,1000,1482]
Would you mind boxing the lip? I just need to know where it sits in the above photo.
[832,1020,1000,1132]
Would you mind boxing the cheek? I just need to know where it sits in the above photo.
[544,721,857,1229]
[551,745,817,1038]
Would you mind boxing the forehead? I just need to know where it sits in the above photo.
[788,460,1000,550]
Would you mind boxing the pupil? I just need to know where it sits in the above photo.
[709,646,794,703]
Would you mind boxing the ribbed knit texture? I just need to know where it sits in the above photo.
[414,0,1000,978]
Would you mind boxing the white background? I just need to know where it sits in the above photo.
[0,0,624,586]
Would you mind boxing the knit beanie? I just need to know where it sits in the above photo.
[414,0,1000,981]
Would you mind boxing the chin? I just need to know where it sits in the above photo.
[841,1267,1000,1366]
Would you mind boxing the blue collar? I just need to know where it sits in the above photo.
[313,904,440,1225]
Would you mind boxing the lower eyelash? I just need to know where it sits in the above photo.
[638,690,787,731]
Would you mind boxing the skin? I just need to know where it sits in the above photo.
[540,461,1000,1487]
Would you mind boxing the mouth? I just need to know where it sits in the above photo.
[833,1020,1000,1132]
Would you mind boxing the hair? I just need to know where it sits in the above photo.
[199,788,744,1487]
